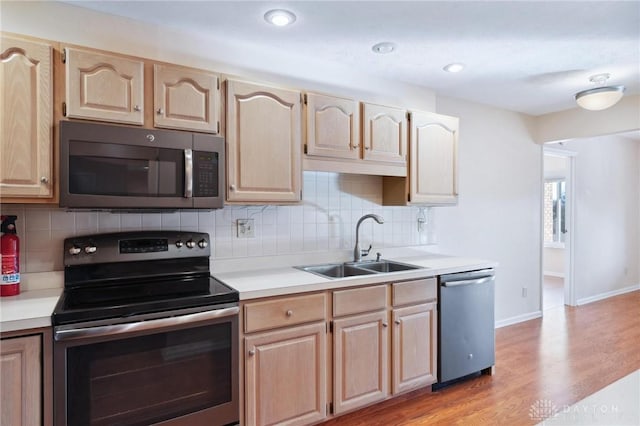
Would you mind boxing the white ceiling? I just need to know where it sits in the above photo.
[63,0,640,116]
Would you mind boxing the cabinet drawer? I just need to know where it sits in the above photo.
[392,278,437,307]
[333,285,387,317]
[244,293,326,333]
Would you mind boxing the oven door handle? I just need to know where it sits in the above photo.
[54,306,239,342]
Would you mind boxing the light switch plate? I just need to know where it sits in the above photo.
[237,219,255,238]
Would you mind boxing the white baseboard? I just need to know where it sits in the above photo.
[495,310,542,328]
[577,284,640,306]
[543,271,564,278]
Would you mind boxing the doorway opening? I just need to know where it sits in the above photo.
[542,146,576,310]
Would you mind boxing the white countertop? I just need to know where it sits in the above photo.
[215,251,498,300]
[0,288,61,334]
[0,249,497,333]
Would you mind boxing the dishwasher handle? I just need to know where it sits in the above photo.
[440,268,494,284]
[441,276,494,287]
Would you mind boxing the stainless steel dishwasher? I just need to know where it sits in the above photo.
[436,268,496,387]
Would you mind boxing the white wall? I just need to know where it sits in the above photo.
[434,97,542,322]
[535,95,640,144]
[562,135,640,300]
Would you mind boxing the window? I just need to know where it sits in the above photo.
[543,179,566,247]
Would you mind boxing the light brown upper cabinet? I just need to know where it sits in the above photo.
[0,35,54,200]
[304,98,407,177]
[383,111,459,205]
[304,92,360,160]
[225,79,302,204]
[361,102,407,165]
[65,47,144,125]
[153,64,220,133]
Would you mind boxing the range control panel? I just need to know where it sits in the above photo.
[64,231,210,266]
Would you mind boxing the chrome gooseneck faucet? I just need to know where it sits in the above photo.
[353,214,384,262]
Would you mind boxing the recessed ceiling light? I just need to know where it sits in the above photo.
[264,9,296,27]
[443,63,465,73]
[372,42,396,54]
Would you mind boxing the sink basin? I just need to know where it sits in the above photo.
[298,263,377,279]
[353,260,422,273]
[297,259,423,279]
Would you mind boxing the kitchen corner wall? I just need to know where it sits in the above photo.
[1,171,431,275]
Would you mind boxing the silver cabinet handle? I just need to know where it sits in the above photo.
[248,349,256,356]
[157,108,164,115]
[184,149,193,198]
[365,146,370,150]
[382,322,388,328]
[395,320,401,325]
[54,306,239,341]
[286,310,293,317]
[229,184,236,191]
[40,176,49,184]
[133,105,141,112]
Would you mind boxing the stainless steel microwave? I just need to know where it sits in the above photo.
[60,121,224,210]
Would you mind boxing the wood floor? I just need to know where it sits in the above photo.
[321,290,640,426]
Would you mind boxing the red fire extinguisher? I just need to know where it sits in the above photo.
[1,215,20,297]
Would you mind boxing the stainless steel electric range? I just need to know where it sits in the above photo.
[52,231,239,426]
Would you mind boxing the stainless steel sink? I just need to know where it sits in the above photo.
[353,260,422,273]
[297,259,423,279]
[298,263,377,278]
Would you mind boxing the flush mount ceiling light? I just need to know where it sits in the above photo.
[371,42,396,54]
[575,73,625,111]
[264,9,296,27]
[443,63,465,73]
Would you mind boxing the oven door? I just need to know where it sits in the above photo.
[53,307,239,426]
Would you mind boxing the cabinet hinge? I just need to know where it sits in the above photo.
[406,111,410,121]
[303,144,308,154]
[217,78,220,90]
[329,321,333,333]
[62,102,67,117]
[303,93,308,105]
[61,48,66,64]
[329,402,334,414]
[217,121,220,134]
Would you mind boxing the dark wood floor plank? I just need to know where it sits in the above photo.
[321,291,640,425]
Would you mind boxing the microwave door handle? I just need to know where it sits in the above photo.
[184,149,193,198]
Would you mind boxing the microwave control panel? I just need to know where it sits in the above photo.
[193,151,219,197]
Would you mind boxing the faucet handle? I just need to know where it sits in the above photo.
[360,244,373,257]
[376,252,382,262]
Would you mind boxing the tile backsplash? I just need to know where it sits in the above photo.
[2,172,435,274]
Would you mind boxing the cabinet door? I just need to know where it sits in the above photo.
[65,47,144,125]
[0,335,41,426]
[245,323,327,426]
[410,111,458,204]
[333,311,388,415]
[226,79,301,203]
[362,103,407,165]
[0,36,53,199]
[392,303,437,394]
[304,93,360,160]
[153,64,220,133]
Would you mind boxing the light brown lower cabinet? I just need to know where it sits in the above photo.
[332,310,389,415]
[244,323,327,426]
[392,302,438,394]
[0,335,42,426]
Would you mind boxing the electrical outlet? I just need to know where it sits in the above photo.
[522,287,528,298]
[236,219,255,238]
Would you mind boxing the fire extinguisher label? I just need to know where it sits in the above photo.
[1,273,20,284]
[2,255,20,284]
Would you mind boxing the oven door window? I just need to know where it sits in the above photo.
[68,141,184,197]
[65,323,232,426]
